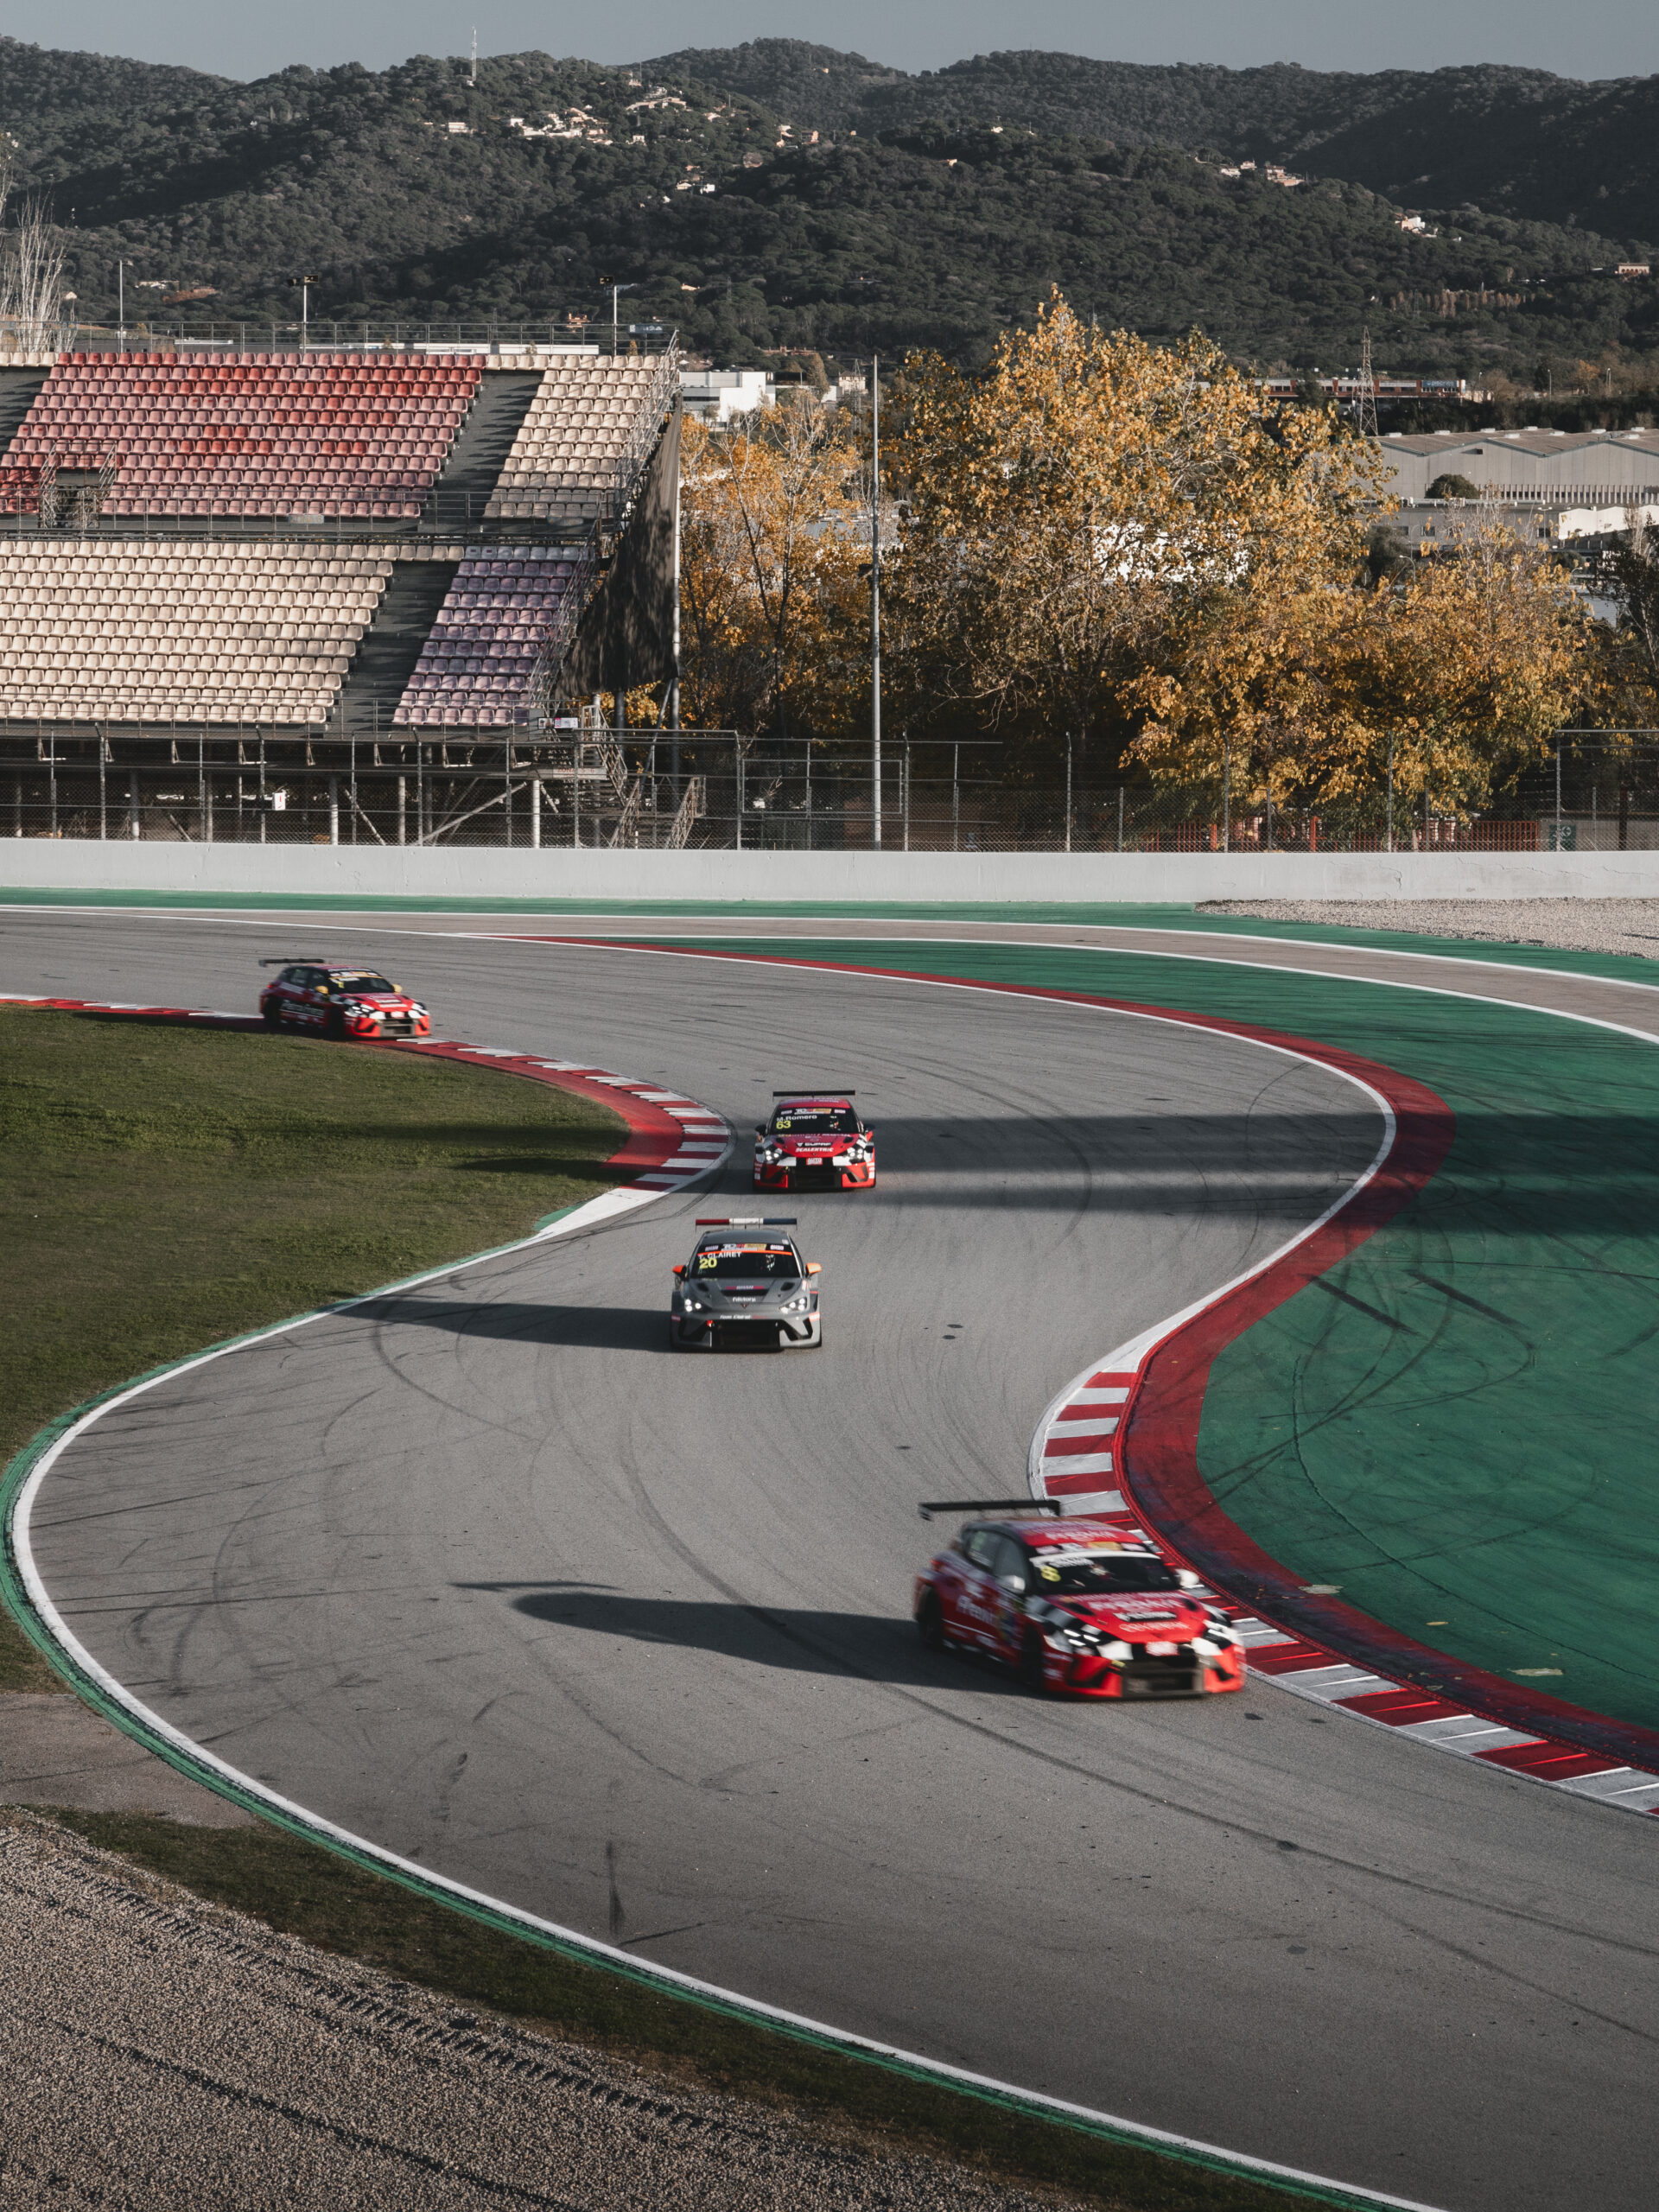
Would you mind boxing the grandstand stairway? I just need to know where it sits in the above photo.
[0,368,51,464]
[331,557,461,734]
[423,372,543,521]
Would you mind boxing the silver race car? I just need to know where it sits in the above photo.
[670,1218,823,1351]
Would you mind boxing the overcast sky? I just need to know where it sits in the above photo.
[3,0,1657,84]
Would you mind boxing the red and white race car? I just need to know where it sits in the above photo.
[753,1092,875,1192]
[257,959,430,1040]
[913,1503,1245,1699]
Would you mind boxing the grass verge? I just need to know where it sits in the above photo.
[0,1006,627,1687]
[47,1806,1355,2211]
[3,1006,1357,2210]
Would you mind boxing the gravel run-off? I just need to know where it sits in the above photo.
[0,1814,1074,2211]
[1199,897,1659,959]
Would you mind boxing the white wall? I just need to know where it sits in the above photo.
[8,841,1659,904]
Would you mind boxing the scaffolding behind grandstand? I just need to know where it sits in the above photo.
[7,727,1644,855]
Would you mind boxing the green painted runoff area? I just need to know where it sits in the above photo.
[679,934,1659,1737]
[6,880,1659,988]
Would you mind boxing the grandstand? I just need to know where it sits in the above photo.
[0,342,686,844]
[0,541,391,723]
[395,548,594,728]
[488,354,676,524]
[0,353,481,519]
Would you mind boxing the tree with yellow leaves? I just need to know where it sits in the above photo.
[677,402,868,736]
[890,294,1383,779]
[1131,513,1592,823]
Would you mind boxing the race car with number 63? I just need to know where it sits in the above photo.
[913,1505,1244,1698]
[753,1093,875,1192]
[258,959,430,1040]
[671,1219,823,1351]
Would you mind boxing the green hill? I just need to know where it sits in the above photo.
[650,41,1659,245]
[1,35,1655,385]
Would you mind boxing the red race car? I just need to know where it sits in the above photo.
[257,958,430,1040]
[913,1503,1245,1699]
[753,1091,875,1192]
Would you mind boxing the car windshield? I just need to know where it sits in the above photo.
[692,1243,799,1278]
[771,1106,858,1133]
[331,973,395,995]
[1026,1551,1181,1596]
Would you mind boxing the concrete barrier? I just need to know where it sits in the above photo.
[5,840,1659,905]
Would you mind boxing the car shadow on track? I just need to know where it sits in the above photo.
[351,1296,666,1352]
[456,1584,1031,1695]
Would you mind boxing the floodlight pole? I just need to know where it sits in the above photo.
[871,355,882,851]
[118,259,125,347]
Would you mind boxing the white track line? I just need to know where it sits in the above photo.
[0,986,1447,2212]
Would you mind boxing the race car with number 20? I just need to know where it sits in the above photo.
[258,959,430,1040]
[913,1505,1244,1699]
[753,1092,875,1192]
[671,1219,823,1351]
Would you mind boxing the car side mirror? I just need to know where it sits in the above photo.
[999,1574,1024,1593]
[672,1263,684,1277]
[755,1124,766,1136]
[806,1261,822,1276]
[1176,1569,1201,1589]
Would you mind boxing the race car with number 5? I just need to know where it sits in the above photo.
[753,1093,875,1192]
[913,1503,1244,1698]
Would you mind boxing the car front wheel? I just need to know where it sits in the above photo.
[918,1591,945,1651]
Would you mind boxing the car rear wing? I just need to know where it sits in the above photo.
[918,1498,1065,1523]
[258,956,328,966]
[695,1217,798,1226]
[772,1090,855,1097]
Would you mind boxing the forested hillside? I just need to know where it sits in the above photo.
[1,35,1655,385]
[652,41,1659,245]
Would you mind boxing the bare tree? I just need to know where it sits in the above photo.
[0,170,68,354]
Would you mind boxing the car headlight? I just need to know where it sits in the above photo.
[1043,1617,1103,1653]
[779,1294,810,1312]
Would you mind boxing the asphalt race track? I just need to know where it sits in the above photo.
[7,907,1659,2212]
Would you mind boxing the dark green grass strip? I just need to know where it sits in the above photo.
[0,1007,626,1687]
[5,881,1658,988]
[35,1805,1360,2212]
[677,936,1659,1737]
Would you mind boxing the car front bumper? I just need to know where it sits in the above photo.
[671,1308,821,1349]
[753,1154,874,1190]
[1048,1646,1246,1698]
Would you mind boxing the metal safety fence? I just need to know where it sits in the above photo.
[5,728,1658,854]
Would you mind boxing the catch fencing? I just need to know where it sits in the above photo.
[4,726,1657,854]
